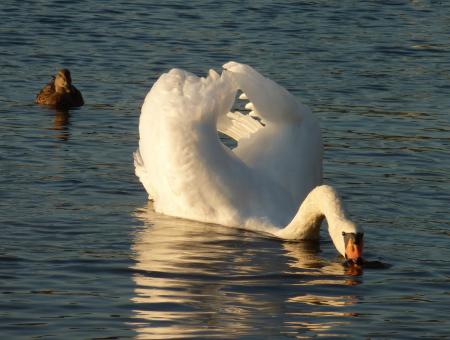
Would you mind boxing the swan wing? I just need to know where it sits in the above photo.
[221,62,323,204]
[136,67,290,226]
[133,148,154,200]
[137,68,234,219]
[217,110,264,142]
[223,62,311,124]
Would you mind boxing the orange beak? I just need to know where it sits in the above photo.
[343,232,364,265]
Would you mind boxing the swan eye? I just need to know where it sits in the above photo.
[342,231,364,244]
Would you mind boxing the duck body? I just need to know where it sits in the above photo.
[35,69,84,108]
[135,62,363,261]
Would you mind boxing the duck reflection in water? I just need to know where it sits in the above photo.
[130,203,361,339]
[51,109,71,141]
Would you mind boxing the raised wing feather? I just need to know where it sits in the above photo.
[223,62,311,124]
[217,110,263,142]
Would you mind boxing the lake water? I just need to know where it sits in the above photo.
[1,1,449,339]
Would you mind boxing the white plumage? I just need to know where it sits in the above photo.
[134,61,362,259]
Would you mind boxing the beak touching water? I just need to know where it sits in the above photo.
[343,232,364,265]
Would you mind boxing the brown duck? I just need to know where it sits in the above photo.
[35,69,84,108]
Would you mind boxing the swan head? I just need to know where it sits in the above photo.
[54,69,72,93]
[342,231,364,265]
[280,185,365,264]
[329,219,364,265]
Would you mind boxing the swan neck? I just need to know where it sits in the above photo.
[314,185,347,228]
[278,185,349,240]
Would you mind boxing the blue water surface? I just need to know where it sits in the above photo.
[1,1,449,339]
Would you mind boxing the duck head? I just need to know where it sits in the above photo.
[54,69,72,93]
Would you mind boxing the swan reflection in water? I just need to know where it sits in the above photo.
[130,203,361,339]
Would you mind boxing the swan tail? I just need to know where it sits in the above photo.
[217,110,263,142]
[133,148,153,200]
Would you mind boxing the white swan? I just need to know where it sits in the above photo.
[134,62,363,263]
